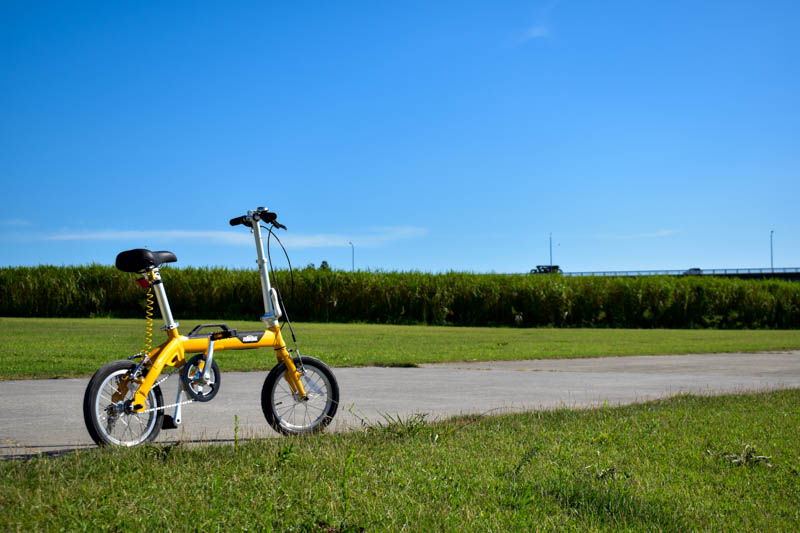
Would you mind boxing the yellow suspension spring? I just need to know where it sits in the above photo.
[143,286,154,353]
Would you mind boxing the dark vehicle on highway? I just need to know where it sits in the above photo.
[531,265,561,274]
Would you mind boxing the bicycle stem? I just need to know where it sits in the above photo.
[250,215,280,327]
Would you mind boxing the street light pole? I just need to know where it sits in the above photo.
[770,230,774,272]
[349,241,354,272]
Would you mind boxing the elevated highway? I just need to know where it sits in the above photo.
[563,267,800,282]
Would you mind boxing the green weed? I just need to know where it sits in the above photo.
[2,391,800,531]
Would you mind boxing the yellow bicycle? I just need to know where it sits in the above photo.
[82,207,339,446]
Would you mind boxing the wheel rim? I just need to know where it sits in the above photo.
[271,366,333,432]
[94,369,158,446]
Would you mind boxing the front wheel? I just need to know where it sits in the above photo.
[83,360,164,447]
[261,356,339,435]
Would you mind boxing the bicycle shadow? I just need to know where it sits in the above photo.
[1,443,95,461]
[1,437,278,461]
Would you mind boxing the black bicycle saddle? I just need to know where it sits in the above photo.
[115,249,178,273]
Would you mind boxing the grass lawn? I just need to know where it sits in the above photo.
[1,317,800,379]
[2,390,799,531]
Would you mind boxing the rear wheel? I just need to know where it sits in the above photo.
[261,356,339,435]
[83,360,164,447]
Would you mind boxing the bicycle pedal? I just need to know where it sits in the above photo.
[162,415,179,430]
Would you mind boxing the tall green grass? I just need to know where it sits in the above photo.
[1,265,799,328]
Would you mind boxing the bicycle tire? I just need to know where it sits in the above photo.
[261,356,339,435]
[83,359,164,447]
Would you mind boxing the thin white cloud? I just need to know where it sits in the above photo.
[48,230,252,246]
[517,0,562,44]
[353,226,428,246]
[45,226,428,248]
[2,219,32,227]
[524,24,550,40]
[284,227,426,248]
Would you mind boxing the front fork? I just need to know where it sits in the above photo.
[276,345,308,401]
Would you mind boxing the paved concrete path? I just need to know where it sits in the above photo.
[2,351,799,457]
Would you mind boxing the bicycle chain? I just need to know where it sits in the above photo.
[140,399,195,414]
[153,367,181,388]
[135,367,196,414]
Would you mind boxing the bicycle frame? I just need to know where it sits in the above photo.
[125,213,307,413]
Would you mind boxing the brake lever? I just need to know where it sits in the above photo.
[273,221,287,230]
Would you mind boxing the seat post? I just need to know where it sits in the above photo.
[146,267,178,331]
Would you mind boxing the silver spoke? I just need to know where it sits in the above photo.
[93,366,160,446]
[266,360,336,434]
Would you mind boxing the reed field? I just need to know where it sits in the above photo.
[1,265,799,328]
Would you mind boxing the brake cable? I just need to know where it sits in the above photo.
[262,223,299,347]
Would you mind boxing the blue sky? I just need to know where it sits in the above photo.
[1,1,798,273]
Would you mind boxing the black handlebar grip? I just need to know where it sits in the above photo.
[259,211,278,223]
[229,216,247,227]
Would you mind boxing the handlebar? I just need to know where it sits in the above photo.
[229,208,286,230]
